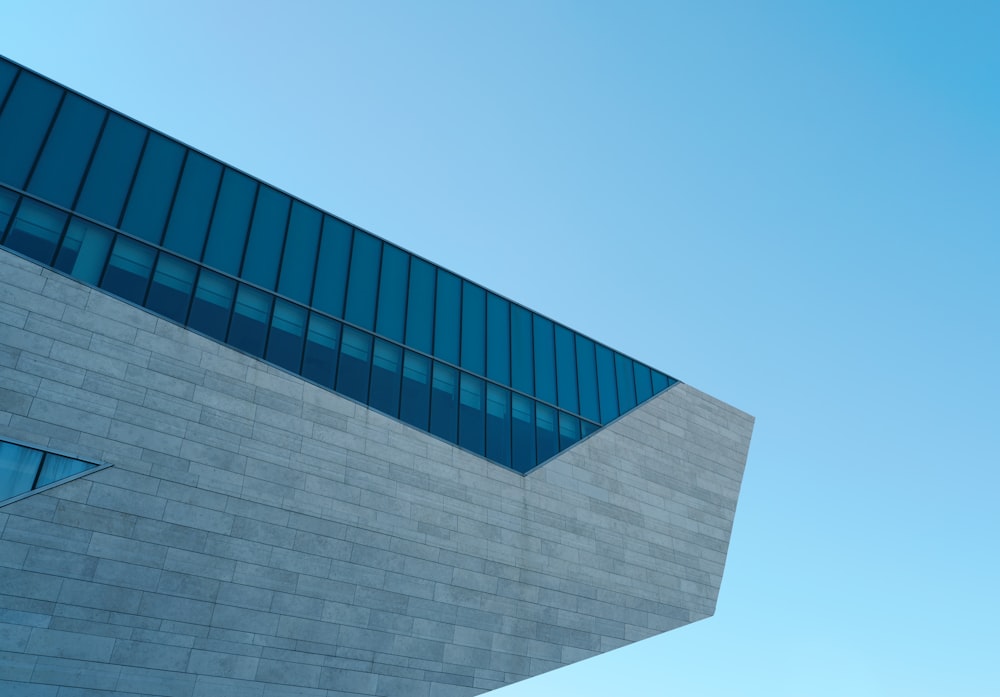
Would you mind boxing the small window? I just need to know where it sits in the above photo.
[53,218,114,284]
[146,253,196,324]
[188,270,235,341]
[4,199,66,265]
[228,284,273,357]
[369,340,402,418]
[101,236,155,305]
[266,300,307,374]
[0,71,63,189]
[302,313,341,387]
[1,439,104,507]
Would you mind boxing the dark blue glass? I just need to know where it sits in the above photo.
[312,216,352,318]
[146,253,196,324]
[458,373,485,457]
[336,326,372,403]
[651,371,671,394]
[532,315,557,405]
[229,285,272,357]
[188,270,235,342]
[266,300,307,374]
[27,94,104,208]
[277,202,321,305]
[202,169,256,275]
[0,61,15,102]
[554,325,579,413]
[575,335,600,423]
[369,340,402,418]
[511,394,535,474]
[375,245,409,342]
[74,114,145,228]
[405,257,435,354]
[634,363,653,403]
[558,412,582,451]
[0,71,62,189]
[429,362,458,443]
[485,292,510,385]
[595,344,619,424]
[161,152,222,261]
[4,199,66,265]
[461,282,485,375]
[400,351,431,431]
[433,270,460,365]
[54,219,113,284]
[535,403,558,464]
[0,441,43,502]
[485,385,511,468]
[101,236,155,305]
[344,231,381,331]
[241,186,290,290]
[120,134,184,244]
[615,353,637,413]
[302,314,340,387]
[0,188,17,234]
[510,305,533,395]
[581,420,598,439]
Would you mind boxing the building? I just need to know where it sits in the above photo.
[0,55,754,696]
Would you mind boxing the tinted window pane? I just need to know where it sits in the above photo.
[532,315,556,405]
[0,61,15,102]
[54,218,113,284]
[511,394,535,474]
[146,253,196,324]
[35,453,91,488]
[399,351,431,431]
[581,420,598,439]
[336,326,372,403]
[485,292,510,385]
[485,384,511,468]
[369,340,402,418]
[229,284,272,357]
[433,270,460,364]
[101,236,155,305]
[0,188,17,234]
[536,403,558,464]
[161,152,222,260]
[75,114,146,227]
[4,199,65,264]
[595,344,619,423]
[510,305,533,394]
[575,335,600,423]
[0,441,43,501]
[554,325,579,413]
[634,363,653,403]
[429,362,458,443]
[344,231,381,330]
[188,270,234,341]
[202,169,256,275]
[312,216,352,318]
[461,282,485,374]
[375,245,408,342]
[0,71,62,189]
[559,412,582,451]
[277,202,321,305]
[302,313,340,387]
[28,94,104,208]
[241,186,290,290]
[651,370,672,393]
[615,354,637,412]
[266,300,307,374]
[458,373,485,456]
[120,134,184,244]
[405,257,435,354]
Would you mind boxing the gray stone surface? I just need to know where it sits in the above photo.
[0,248,753,695]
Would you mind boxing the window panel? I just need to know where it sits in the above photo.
[532,315,556,405]
[485,292,510,385]
[120,133,184,244]
[0,60,15,102]
[535,403,558,464]
[266,300,307,374]
[0,71,62,189]
[595,344,619,423]
[74,114,146,227]
[558,412,582,451]
[302,313,340,387]
[0,188,17,234]
[202,168,256,275]
[458,373,485,457]
[581,420,599,439]
[228,284,272,357]
[188,270,235,341]
[375,245,408,343]
[485,384,511,468]
[461,282,485,375]
[511,394,536,474]
[27,93,104,208]
[0,441,43,501]
[399,351,431,431]
[575,335,600,423]
[510,305,534,394]
[4,199,66,265]
[429,362,458,443]
[433,270,460,365]
[651,370,672,394]
[35,453,91,489]
[369,340,402,418]
[53,218,113,284]
[161,152,222,260]
[336,326,372,403]
[277,202,322,305]
[343,230,382,330]
[554,325,579,413]
[405,257,435,354]
[312,216,352,318]
[241,185,290,290]
[634,363,653,403]
[101,236,155,305]
[145,253,196,324]
[615,353,637,412]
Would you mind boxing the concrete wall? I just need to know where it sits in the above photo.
[0,247,753,696]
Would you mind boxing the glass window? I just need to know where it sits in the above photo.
[202,168,256,275]
[35,453,91,489]
[485,292,510,385]
[485,384,511,468]
[336,326,372,403]
[615,353,637,413]
[344,230,382,330]
[0,61,16,101]
[120,133,184,244]
[266,300,307,374]
[595,344,619,424]
[375,245,409,343]
[458,373,485,457]
[532,315,556,405]
[161,152,222,261]
[634,363,653,404]
[581,420,599,439]
[0,188,17,234]
[536,403,558,464]
[0,71,62,189]
[100,236,155,305]
[651,370,672,394]
[277,202,322,305]
[433,270,461,365]
[145,253,196,324]
[188,270,235,342]
[511,394,536,474]
[241,185,290,290]
[510,305,534,395]
[228,284,272,357]
[559,412,582,452]
[554,325,579,413]
[461,282,485,375]
[312,216,352,318]
[54,218,113,285]
[0,441,43,502]
[405,257,435,354]
[575,335,600,424]
[399,351,431,431]
[369,340,402,418]
[302,313,340,387]
[74,114,146,228]
[27,93,105,208]
[4,199,66,265]
[429,362,458,443]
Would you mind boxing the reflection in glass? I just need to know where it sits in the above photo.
[595,344,619,424]
[302,313,340,387]
[400,351,431,430]
[100,236,155,305]
[576,335,600,424]
[536,403,558,464]
[376,245,409,343]
[27,93,104,208]
[458,373,485,456]
[430,362,458,442]
[337,326,372,403]
[533,315,556,405]
[312,216,352,318]
[485,385,511,468]
[405,257,435,354]
[344,231,381,330]
[229,284,272,357]
[555,325,579,413]
[559,412,581,451]
[369,340,402,417]
[0,188,17,233]
[74,114,146,228]
[634,363,653,403]
[267,300,307,374]
[4,199,66,265]
[161,152,222,261]
[0,71,62,189]
[615,353,636,413]
[277,202,322,305]
[511,394,535,474]
[35,454,90,488]
[461,282,485,375]
[54,219,113,284]
[146,254,196,323]
[485,292,510,385]
[188,270,235,341]
[202,169,256,275]
[434,270,461,365]
[120,133,184,244]
[511,305,533,395]
[241,186,290,290]
[0,441,43,502]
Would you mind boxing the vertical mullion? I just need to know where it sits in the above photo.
[0,67,19,113]
[156,148,191,247]
[261,202,295,361]
[23,89,68,192]
[115,130,151,230]
[195,166,225,265]
[69,110,109,212]
[235,183,261,280]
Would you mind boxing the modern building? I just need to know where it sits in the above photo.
[0,55,753,696]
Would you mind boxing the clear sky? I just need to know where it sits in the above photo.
[3,2,998,695]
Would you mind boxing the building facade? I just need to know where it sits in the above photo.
[0,56,753,696]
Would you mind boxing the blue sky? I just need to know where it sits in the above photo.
[3,2,998,694]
